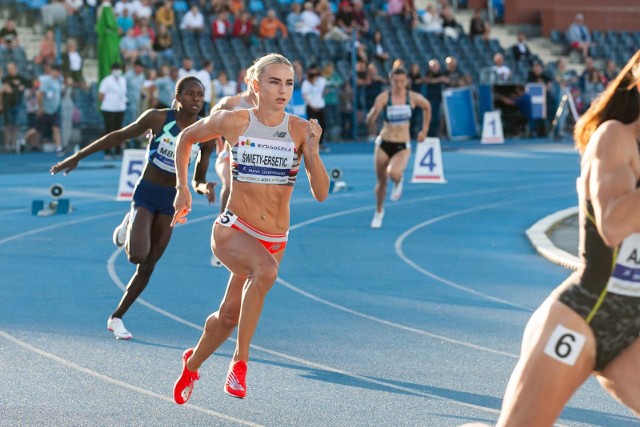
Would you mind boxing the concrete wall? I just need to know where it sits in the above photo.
[504,0,640,36]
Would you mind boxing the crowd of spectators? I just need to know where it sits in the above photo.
[0,0,618,152]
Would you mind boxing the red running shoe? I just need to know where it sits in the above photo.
[224,360,247,398]
[173,348,200,404]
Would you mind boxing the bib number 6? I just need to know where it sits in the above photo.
[544,324,586,366]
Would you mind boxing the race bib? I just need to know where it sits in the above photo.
[543,324,586,366]
[236,136,294,185]
[152,134,176,172]
[386,104,412,123]
[607,233,640,297]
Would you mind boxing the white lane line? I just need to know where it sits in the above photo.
[106,253,505,416]
[395,201,532,311]
[395,193,575,311]
[275,277,518,359]
[1,182,571,420]
[0,329,263,427]
[0,211,122,245]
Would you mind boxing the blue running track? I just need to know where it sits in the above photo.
[1,140,637,426]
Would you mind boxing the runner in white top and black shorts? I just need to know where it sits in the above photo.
[365,66,431,228]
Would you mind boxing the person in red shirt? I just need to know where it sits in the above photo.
[211,10,232,39]
[232,11,254,45]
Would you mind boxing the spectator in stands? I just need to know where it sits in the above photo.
[287,2,304,34]
[96,0,122,81]
[495,85,531,137]
[527,61,551,86]
[566,13,593,61]
[372,30,389,68]
[259,9,288,39]
[141,68,157,111]
[579,56,596,93]
[65,0,83,15]
[133,17,156,43]
[409,62,424,93]
[0,20,19,52]
[409,63,425,138]
[368,63,387,90]
[352,0,370,36]
[2,62,31,152]
[299,2,321,35]
[99,62,127,158]
[469,9,485,39]
[321,12,349,41]
[527,61,552,136]
[335,1,355,38]
[441,5,463,40]
[236,67,249,93]
[292,60,305,89]
[339,80,354,139]
[322,62,343,141]
[135,0,153,20]
[178,57,196,79]
[352,32,369,63]
[491,52,511,82]
[125,60,146,128]
[228,0,245,17]
[22,77,39,150]
[41,0,68,31]
[582,68,605,112]
[114,0,135,17]
[24,65,63,153]
[120,28,142,65]
[387,0,415,19]
[386,0,403,15]
[35,30,57,66]
[232,11,254,45]
[153,65,178,108]
[197,60,214,114]
[315,0,332,21]
[445,56,471,87]
[355,58,370,121]
[213,71,237,100]
[65,0,84,36]
[204,0,228,16]
[603,59,619,86]
[479,21,493,47]
[211,10,232,39]
[152,23,175,63]
[302,64,329,151]
[61,38,85,88]
[135,30,156,66]
[155,0,175,28]
[181,4,206,35]
[414,3,442,34]
[424,58,448,137]
[312,0,336,29]
[117,7,135,35]
[511,31,533,64]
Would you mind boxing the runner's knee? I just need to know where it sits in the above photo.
[248,260,279,296]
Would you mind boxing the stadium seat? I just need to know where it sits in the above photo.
[249,0,265,13]
[173,0,188,12]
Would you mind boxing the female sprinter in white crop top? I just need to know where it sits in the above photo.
[170,53,329,402]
